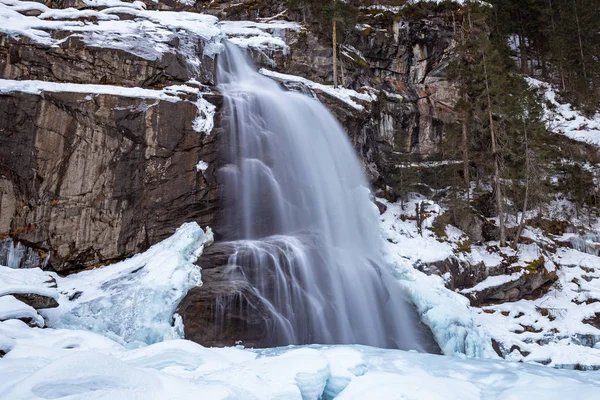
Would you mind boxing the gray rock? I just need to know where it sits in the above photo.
[13,292,59,310]
[178,242,272,347]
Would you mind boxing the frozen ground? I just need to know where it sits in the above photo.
[2,319,600,399]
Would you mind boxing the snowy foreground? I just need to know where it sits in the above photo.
[2,322,600,399]
[1,222,600,398]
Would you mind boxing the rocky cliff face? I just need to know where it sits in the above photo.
[0,1,223,271]
[0,89,220,273]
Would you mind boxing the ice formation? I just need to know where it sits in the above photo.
[42,223,213,347]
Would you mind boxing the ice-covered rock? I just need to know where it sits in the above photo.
[42,223,213,347]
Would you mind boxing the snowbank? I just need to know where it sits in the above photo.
[0,267,58,300]
[0,296,43,327]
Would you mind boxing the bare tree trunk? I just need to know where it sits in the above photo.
[332,1,338,88]
[519,33,528,75]
[573,0,587,81]
[462,119,470,202]
[482,48,506,246]
[548,0,567,90]
[513,121,530,249]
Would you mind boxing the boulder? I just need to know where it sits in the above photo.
[13,292,59,310]
[464,259,558,306]
[418,256,488,291]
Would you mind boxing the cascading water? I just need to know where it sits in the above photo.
[214,42,426,350]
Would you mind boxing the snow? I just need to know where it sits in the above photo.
[42,222,213,348]
[460,272,524,294]
[364,0,479,14]
[0,267,58,300]
[220,20,301,55]
[38,8,120,21]
[192,96,216,134]
[0,296,43,327]
[377,194,600,368]
[260,68,377,111]
[0,78,181,100]
[0,0,222,63]
[399,160,464,169]
[0,204,598,395]
[527,77,600,148]
[1,321,599,399]
[475,246,600,369]
[195,160,209,172]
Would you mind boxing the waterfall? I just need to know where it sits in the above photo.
[213,42,425,350]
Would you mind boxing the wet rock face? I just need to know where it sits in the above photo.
[178,242,272,347]
[180,240,443,353]
[0,91,221,272]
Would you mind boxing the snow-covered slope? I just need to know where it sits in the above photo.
[527,77,600,148]
[379,199,496,358]
[378,194,600,370]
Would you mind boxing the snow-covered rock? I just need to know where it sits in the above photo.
[260,68,377,111]
[0,267,58,307]
[0,296,44,327]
